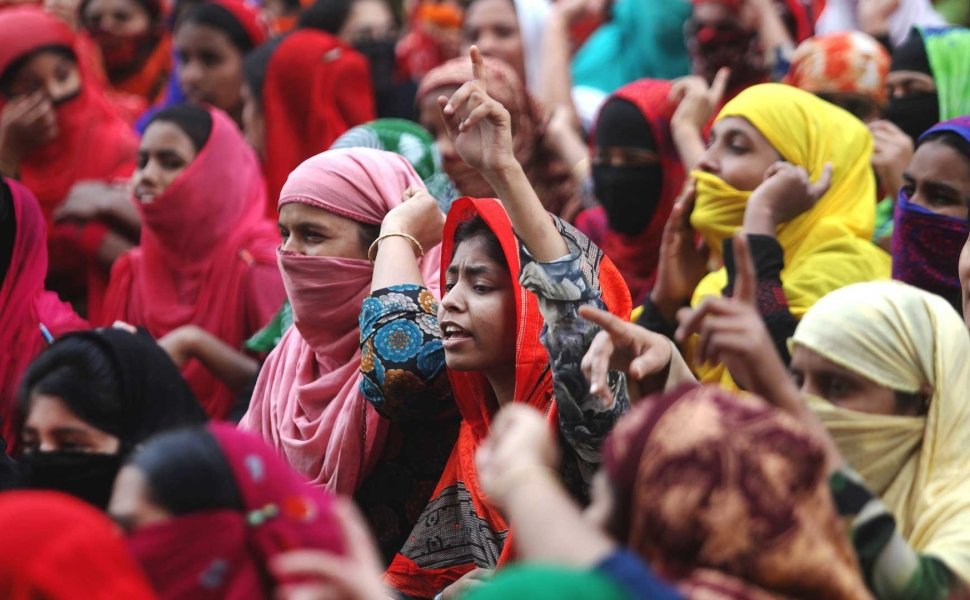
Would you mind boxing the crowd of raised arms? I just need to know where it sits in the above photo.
[1,0,970,597]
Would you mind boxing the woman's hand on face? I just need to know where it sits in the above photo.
[380,186,445,250]
[869,119,913,198]
[476,404,559,508]
[669,68,730,134]
[0,92,58,166]
[438,46,517,177]
[650,180,710,319]
[744,161,832,234]
[579,305,673,406]
[272,498,389,600]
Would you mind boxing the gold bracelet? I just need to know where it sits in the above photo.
[368,232,424,263]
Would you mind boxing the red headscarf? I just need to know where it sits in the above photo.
[385,197,631,597]
[577,79,684,305]
[240,148,442,493]
[211,0,268,47]
[0,7,139,319]
[0,491,156,599]
[261,30,376,214]
[128,424,344,600]
[0,178,88,454]
[100,108,284,419]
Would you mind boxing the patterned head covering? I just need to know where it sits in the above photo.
[786,31,891,105]
[602,384,873,599]
[331,119,459,212]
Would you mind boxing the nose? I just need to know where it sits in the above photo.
[133,159,159,191]
[179,59,203,95]
[475,31,499,57]
[696,147,719,174]
[439,283,465,315]
[280,234,303,254]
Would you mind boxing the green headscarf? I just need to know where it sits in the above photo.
[245,119,458,354]
[570,0,691,95]
[331,118,459,212]
[920,26,970,120]
[461,565,633,600]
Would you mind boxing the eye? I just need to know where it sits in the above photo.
[901,184,915,197]
[789,370,804,388]
[473,284,492,294]
[825,376,854,399]
[160,155,186,170]
[278,226,290,238]
[136,152,149,169]
[444,281,456,292]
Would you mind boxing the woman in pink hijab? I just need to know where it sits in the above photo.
[0,177,87,454]
[239,147,457,561]
[101,105,284,419]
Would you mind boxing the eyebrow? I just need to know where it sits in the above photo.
[279,220,331,233]
[446,264,496,277]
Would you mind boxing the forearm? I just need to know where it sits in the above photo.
[498,466,616,566]
[482,162,569,261]
[184,329,260,394]
[671,120,706,170]
[371,236,427,291]
[540,10,581,130]
[0,145,20,179]
[100,195,142,239]
[96,230,135,268]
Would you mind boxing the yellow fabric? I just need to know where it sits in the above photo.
[792,280,970,584]
[687,84,890,385]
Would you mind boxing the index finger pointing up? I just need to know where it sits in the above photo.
[469,45,487,92]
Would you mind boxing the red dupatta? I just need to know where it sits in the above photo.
[0,178,88,454]
[385,197,631,598]
[0,8,138,319]
[578,79,685,305]
[261,30,375,215]
[100,108,283,418]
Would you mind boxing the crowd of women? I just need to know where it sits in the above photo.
[1,0,969,596]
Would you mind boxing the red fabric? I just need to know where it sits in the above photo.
[0,491,156,599]
[579,79,684,305]
[261,29,375,213]
[100,108,284,419]
[0,8,138,319]
[0,178,88,454]
[128,424,344,600]
[385,197,631,597]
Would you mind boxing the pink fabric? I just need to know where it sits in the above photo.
[128,424,344,599]
[239,148,441,493]
[100,108,284,419]
[0,178,88,453]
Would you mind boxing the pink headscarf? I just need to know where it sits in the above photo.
[101,108,284,419]
[239,148,442,493]
[128,424,344,599]
[0,178,88,453]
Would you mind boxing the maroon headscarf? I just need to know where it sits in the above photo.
[128,423,344,600]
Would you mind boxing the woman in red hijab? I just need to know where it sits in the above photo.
[0,7,139,319]
[101,105,284,419]
[364,48,631,598]
[0,491,156,600]
[0,177,87,455]
[109,423,344,599]
[576,79,685,305]
[241,29,376,216]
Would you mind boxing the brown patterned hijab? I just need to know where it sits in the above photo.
[602,384,873,600]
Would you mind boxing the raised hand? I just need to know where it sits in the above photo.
[869,120,913,198]
[381,186,445,251]
[579,305,673,406]
[649,180,710,320]
[438,46,516,176]
[669,67,730,133]
[744,161,833,235]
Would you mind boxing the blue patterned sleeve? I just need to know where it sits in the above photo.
[359,284,455,422]
[519,234,629,478]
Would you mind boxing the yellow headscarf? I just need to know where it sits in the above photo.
[687,84,890,384]
[791,280,970,583]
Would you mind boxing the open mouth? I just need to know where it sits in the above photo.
[441,322,473,348]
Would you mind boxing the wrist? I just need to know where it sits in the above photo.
[480,159,526,194]
[650,288,687,321]
[743,201,779,236]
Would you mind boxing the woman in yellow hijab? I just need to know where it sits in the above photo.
[790,280,970,599]
[638,83,890,385]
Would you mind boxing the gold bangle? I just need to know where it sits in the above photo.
[368,232,424,263]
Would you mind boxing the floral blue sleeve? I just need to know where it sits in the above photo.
[519,229,629,482]
[359,284,455,422]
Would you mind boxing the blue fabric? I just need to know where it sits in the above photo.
[570,0,691,94]
[135,49,188,134]
[596,549,683,600]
